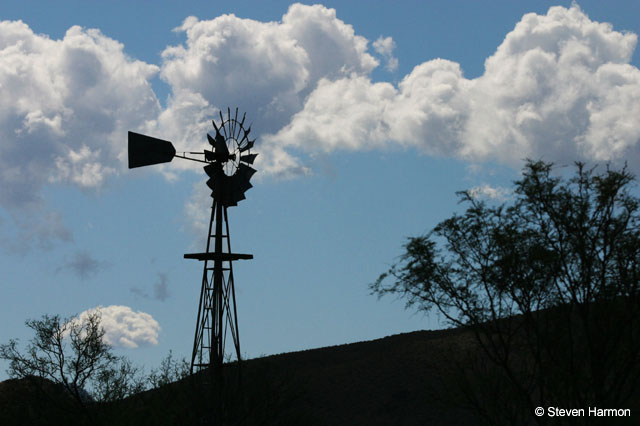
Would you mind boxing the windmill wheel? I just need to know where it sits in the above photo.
[208,107,257,176]
[205,108,258,206]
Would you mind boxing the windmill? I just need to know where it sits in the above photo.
[128,108,257,375]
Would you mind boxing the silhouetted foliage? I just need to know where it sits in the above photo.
[147,350,190,389]
[1,313,309,425]
[0,312,145,400]
[373,160,640,425]
[0,311,144,424]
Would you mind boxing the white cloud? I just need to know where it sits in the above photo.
[183,178,212,250]
[270,4,640,173]
[461,5,640,165]
[264,75,397,152]
[3,3,640,251]
[468,184,511,201]
[157,3,378,175]
[0,20,160,248]
[160,13,309,131]
[51,145,116,187]
[76,305,161,348]
[373,36,398,72]
[281,4,377,84]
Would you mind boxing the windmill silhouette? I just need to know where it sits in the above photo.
[128,108,257,374]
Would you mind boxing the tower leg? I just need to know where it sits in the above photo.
[191,200,242,375]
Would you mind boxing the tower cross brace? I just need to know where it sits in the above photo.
[186,198,252,374]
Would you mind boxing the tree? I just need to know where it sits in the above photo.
[0,311,144,422]
[372,161,640,425]
[147,350,190,389]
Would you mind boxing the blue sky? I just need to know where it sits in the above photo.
[1,1,640,378]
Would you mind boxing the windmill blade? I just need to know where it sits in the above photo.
[209,174,229,199]
[204,163,223,190]
[204,163,217,175]
[239,126,251,144]
[232,108,239,138]
[238,180,253,193]
[128,131,176,168]
[215,131,229,157]
[219,111,228,140]
[229,173,253,191]
[229,192,246,206]
[237,163,257,180]
[207,131,229,157]
[225,174,252,206]
[239,153,258,165]
[239,139,254,153]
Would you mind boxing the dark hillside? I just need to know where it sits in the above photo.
[0,328,479,425]
[2,322,638,425]
[249,328,477,426]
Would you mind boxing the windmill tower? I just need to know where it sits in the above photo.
[128,108,257,375]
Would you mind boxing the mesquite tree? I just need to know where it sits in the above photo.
[373,161,640,425]
[0,312,143,408]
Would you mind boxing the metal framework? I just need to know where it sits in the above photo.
[186,199,252,373]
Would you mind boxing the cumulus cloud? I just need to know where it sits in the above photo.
[270,4,640,173]
[373,36,398,72]
[76,305,160,348]
[160,4,376,127]
[0,20,160,248]
[152,3,640,239]
[156,3,377,176]
[3,3,640,250]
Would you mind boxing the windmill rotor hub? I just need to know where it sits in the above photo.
[221,136,240,175]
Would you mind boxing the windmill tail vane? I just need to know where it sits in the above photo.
[127,107,257,375]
